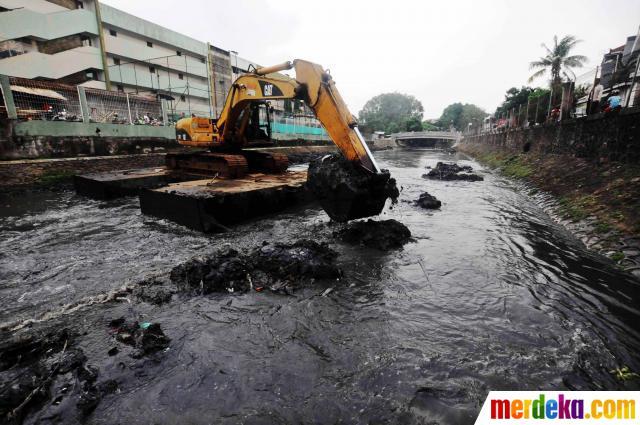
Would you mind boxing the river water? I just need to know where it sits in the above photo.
[1,149,640,424]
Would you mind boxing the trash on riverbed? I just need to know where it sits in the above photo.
[307,154,399,222]
[336,219,412,250]
[610,366,639,381]
[170,240,341,294]
[415,192,442,209]
[110,319,170,358]
[422,162,483,181]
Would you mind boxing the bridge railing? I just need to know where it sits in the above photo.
[389,131,461,140]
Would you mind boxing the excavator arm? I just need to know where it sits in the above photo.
[181,59,380,174]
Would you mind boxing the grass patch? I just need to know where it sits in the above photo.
[502,159,533,179]
[474,153,533,179]
[37,169,76,185]
[595,221,612,234]
[609,251,625,262]
[557,196,589,221]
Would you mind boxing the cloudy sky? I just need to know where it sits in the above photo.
[101,0,640,118]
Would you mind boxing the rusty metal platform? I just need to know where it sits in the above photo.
[74,167,171,200]
[139,171,311,232]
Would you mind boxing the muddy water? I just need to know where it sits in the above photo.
[2,149,640,424]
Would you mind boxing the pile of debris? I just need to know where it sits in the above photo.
[170,240,341,294]
[336,219,412,251]
[307,154,399,222]
[422,162,483,181]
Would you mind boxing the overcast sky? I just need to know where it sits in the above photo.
[101,0,640,118]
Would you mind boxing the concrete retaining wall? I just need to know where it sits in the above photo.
[0,153,166,187]
[0,120,178,160]
[461,108,640,163]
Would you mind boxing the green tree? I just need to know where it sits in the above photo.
[528,87,550,100]
[528,35,588,87]
[404,116,423,132]
[422,121,438,131]
[358,93,424,133]
[437,103,487,131]
[495,86,534,116]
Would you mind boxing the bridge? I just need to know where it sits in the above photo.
[389,131,461,148]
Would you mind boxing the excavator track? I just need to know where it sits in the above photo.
[166,152,249,179]
[243,151,289,174]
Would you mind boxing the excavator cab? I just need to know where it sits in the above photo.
[242,102,273,147]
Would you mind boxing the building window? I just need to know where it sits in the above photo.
[113,57,120,65]
[178,73,184,80]
[147,41,153,48]
[109,29,117,37]
[176,50,182,56]
[81,36,92,47]
[76,1,84,8]
[117,85,124,92]
[180,95,186,102]
[149,66,155,73]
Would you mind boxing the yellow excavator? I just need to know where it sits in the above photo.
[170,59,380,178]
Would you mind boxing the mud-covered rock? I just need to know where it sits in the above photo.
[422,162,483,181]
[415,192,442,209]
[336,219,412,250]
[171,240,341,294]
[307,154,399,222]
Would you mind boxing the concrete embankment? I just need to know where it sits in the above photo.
[458,107,640,275]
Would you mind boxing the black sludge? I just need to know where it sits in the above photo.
[307,154,399,222]
[336,219,412,250]
[423,162,483,181]
[170,240,341,293]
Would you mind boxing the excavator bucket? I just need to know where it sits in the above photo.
[307,154,399,222]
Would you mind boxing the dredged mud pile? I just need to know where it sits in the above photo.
[423,162,483,181]
[170,240,341,294]
[336,219,412,250]
[307,154,399,222]
[415,192,442,209]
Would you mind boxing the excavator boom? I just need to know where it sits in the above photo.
[176,59,380,174]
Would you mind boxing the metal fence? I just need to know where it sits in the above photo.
[1,76,166,126]
[9,77,83,122]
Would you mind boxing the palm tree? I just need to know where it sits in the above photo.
[528,35,588,85]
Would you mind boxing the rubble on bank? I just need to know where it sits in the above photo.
[170,240,341,294]
[336,219,412,250]
[415,192,442,209]
[307,154,399,222]
[422,162,483,181]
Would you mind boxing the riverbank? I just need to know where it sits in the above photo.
[457,141,640,277]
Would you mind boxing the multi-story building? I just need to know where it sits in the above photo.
[0,0,328,139]
[0,0,213,118]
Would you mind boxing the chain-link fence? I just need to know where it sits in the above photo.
[9,77,82,122]
[84,88,130,124]
[2,76,166,126]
